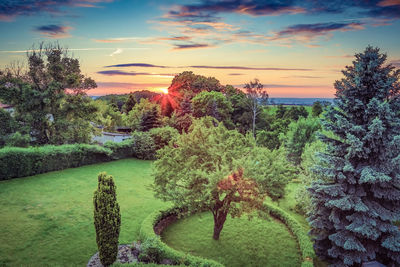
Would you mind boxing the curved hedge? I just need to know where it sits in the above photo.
[139,207,224,267]
[264,203,315,267]
[140,205,315,267]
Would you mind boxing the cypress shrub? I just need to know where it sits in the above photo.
[93,172,121,266]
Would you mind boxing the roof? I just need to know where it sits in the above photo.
[0,102,13,109]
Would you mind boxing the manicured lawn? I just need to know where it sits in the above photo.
[0,158,169,266]
[0,159,308,267]
[161,212,302,267]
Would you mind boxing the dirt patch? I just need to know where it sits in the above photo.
[87,244,139,267]
[154,214,178,235]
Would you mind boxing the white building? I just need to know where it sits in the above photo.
[92,132,132,144]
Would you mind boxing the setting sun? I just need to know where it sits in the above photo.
[160,88,168,94]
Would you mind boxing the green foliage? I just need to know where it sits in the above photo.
[138,237,165,264]
[265,203,315,266]
[0,144,112,180]
[123,93,137,114]
[104,139,135,159]
[294,140,326,215]
[93,172,121,266]
[5,131,30,147]
[126,99,162,132]
[244,147,296,200]
[281,117,321,165]
[0,159,169,266]
[0,44,97,145]
[311,101,323,117]
[153,117,293,239]
[224,86,252,134]
[139,208,226,267]
[0,109,18,147]
[309,46,400,266]
[94,99,125,132]
[244,79,268,136]
[148,126,179,151]
[131,131,156,160]
[192,91,233,128]
[284,106,309,121]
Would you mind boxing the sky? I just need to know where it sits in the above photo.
[0,0,399,97]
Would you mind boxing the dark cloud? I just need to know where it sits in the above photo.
[97,70,174,76]
[274,22,364,39]
[172,43,213,50]
[0,0,113,21]
[170,0,400,19]
[104,63,168,68]
[188,65,313,71]
[228,73,244,76]
[158,36,192,41]
[34,24,71,38]
[174,0,304,17]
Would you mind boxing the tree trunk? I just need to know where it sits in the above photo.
[252,106,256,139]
[213,209,228,240]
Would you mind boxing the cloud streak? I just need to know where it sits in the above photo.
[102,62,313,71]
[0,0,114,21]
[34,24,72,38]
[172,43,214,50]
[97,70,175,77]
[105,63,168,68]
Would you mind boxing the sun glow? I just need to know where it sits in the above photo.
[160,88,169,94]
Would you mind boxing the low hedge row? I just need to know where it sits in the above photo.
[139,207,224,267]
[264,203,315,267]
[0,144,114,180]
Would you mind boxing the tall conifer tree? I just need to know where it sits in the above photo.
[308,46,400,266]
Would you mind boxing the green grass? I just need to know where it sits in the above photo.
[0,159,309,267]
[161,212,302,267]
[0,158,169,266]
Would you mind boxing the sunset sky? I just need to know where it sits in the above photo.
[0,0,399,97]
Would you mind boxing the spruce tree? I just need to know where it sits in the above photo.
[93,172,121,266]
[308,46,400,266]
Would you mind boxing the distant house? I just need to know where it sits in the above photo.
[92,132,132,144]
[0,102,14,115]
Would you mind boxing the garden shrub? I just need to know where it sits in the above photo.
[132,131,156,160]
[140,208,224,267]
[94,172,121,266]
[265,203,315,267]
[148,126,179,151]
[104,139,135,160]
[0,144,112,180]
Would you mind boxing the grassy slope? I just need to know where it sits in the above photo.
[0,159,169,266]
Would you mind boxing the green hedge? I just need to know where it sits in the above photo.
[264,203,315,267]
[105,139,135,160]
[0,144,113,180]
[139,207,224,267]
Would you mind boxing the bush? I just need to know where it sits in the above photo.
[94,172,121,266]
[140,208,224,267]
[0,144,112,180]
[138,237,165,264]
[265,203,315,266]
[148,126,179,151]
[132,131,156,160]
[5,132,30,147]
[104,139,135,160]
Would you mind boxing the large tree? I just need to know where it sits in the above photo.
[153,117,293,240]
[0,43,97,144]
[308,46,400,266]
[244,79,268,137]
[192,91,233,128]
